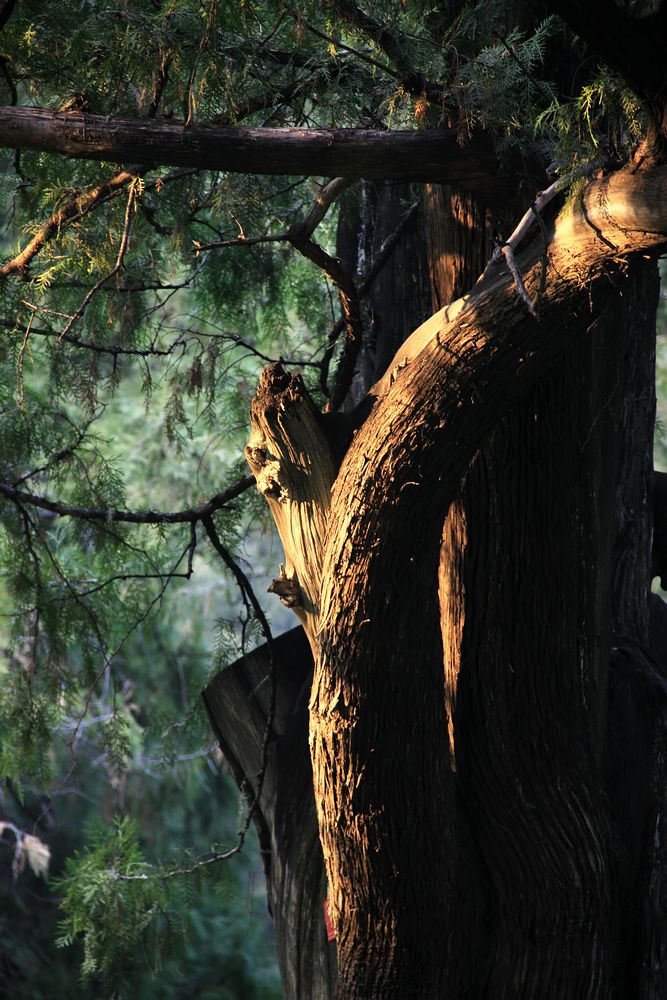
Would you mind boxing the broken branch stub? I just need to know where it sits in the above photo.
[246,364,337,649]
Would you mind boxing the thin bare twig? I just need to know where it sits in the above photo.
[500,243,536,317]
[478,165,594,312]
[202,516,277,816]
[14,414,98,485]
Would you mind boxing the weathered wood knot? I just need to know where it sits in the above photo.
[268,564,303,608]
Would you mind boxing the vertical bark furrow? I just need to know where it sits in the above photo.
[311,556,455,999]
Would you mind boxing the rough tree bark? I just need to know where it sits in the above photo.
[204,180,434,1000]
[225,167,667,998]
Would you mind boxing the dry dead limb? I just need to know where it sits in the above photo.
[479,164,594,314]
[500,243,536,317]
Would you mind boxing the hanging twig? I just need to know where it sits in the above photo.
[478,165,594,313]
[500,243,537,317]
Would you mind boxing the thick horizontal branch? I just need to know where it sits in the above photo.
[0,106,525,199]
[0,474,254,524]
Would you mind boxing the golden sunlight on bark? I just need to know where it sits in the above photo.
[439,500,467,763]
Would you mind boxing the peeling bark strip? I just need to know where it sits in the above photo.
[249,164,667,998]
[0,105,523,198]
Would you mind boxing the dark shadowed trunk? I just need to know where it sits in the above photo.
[203,627,336,1000]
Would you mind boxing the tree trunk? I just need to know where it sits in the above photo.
[209,164,667,997]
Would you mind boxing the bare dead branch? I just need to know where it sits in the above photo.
[500,243,536,317]
[472,164,597,316]
[107,518,282,881]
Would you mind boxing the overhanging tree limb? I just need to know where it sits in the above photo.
[0,106,530,199]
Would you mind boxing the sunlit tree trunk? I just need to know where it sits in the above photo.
[210,169,667,997]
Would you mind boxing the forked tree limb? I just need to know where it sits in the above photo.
[195,178,359,339]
